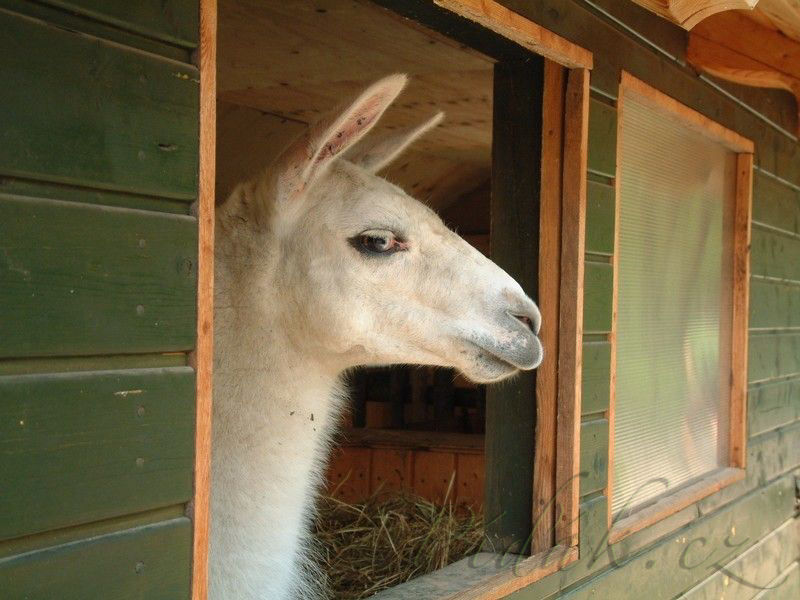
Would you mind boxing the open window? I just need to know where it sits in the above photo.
[608,73,753,542]
[200,0,592,597]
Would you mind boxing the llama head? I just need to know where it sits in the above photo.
[244,74,542,383]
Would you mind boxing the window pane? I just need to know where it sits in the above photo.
[612,93,735,518]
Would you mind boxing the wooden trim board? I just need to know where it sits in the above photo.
[448,546,579,600]
[729,152,753,469]
[434,0,593,69]
[618,72,754,153]
[532,59,565,555]
[532,62,589,557]
[191,1,216,599]
[554,67,589,550]
[608,467,745,543]
[607,72,752,542]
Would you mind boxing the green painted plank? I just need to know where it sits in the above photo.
[559,477,794,600]
[0,178,191,215]
[750,278,800,330]
[585,180,615,256]
[506,417,800,600]
[0,517,192,599]
[37,0,198,48]
[575,494,698,582]
[0,0,191,62]
[751,226,800,283]
[509,473,798,600]
[583,261,613,334]
[579,418,609,498]
[0,10,198,199]
[0,353,187,376]
[678,518,799,600]
[588,98,617,178]
[697,420,800,515]
[753,171,800,236]
[749,378,800,438]
[755,561,800,600]
[748,332,800,383]
[0,506,184,561]
[0,196,197,358]
[582,341,611,415]
[577,422,800,593]
[0,368,195,541]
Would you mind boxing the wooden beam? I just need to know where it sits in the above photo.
[629,0,759,29]
[191,1,216,599]
[434,0,593,68]
[757,0,800,41]
[688,10,800,132]
[554,67,589,550]
[729,152,753,470]
[485,58,544,555]
[531,59,565,555]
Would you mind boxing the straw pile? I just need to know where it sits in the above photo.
[314,482,484,599]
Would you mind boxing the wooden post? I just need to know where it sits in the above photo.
[192,1,216,599]
[484,58,544,554]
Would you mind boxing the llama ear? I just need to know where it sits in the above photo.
[275,74,408,201]
[347,112,444,173]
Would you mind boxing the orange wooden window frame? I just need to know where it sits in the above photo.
[191,1,592,598]
[192,0,216,599]
[606,71,753,544]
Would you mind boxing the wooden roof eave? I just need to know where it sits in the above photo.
[629,0,760,29]
[687,10,800,134]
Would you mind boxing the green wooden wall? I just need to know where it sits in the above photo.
[0,1,199,597]
[496,1,800,598]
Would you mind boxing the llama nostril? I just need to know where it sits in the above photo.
[514,314,534,333]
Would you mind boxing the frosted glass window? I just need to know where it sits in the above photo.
[612,92,736,519]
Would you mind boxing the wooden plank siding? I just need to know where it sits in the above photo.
[678,518,800,600]
[578,418,609,497]
[0,1,200,596]
[581,342,611,416]
[506,472,798,600]
[0,368,195,541]
[0,8,199,201]
[0,518,192,599]
[488,2,800,599]
[585,179,615,256]
[0,196,197,358]
[579,93,617,521]
[581,261,612,334]
[748,379,800,437]
[753,562,800,600]
[35,0,199,49]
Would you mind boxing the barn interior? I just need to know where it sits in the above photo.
[217,0,502,509]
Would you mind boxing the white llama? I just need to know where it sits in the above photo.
[211,74,543,599]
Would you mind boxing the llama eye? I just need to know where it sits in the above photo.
[350,230,403,255]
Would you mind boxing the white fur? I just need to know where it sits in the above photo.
[211,75,543,599]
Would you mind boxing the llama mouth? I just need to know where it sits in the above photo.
[471,331,543,372]
[461,333,542,383]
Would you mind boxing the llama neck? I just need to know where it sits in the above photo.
[210,248,346,600]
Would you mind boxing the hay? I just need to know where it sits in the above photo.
[314,479,484,599]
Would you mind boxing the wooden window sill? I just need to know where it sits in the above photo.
[369,545,578,600]
[608,467,746,544]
